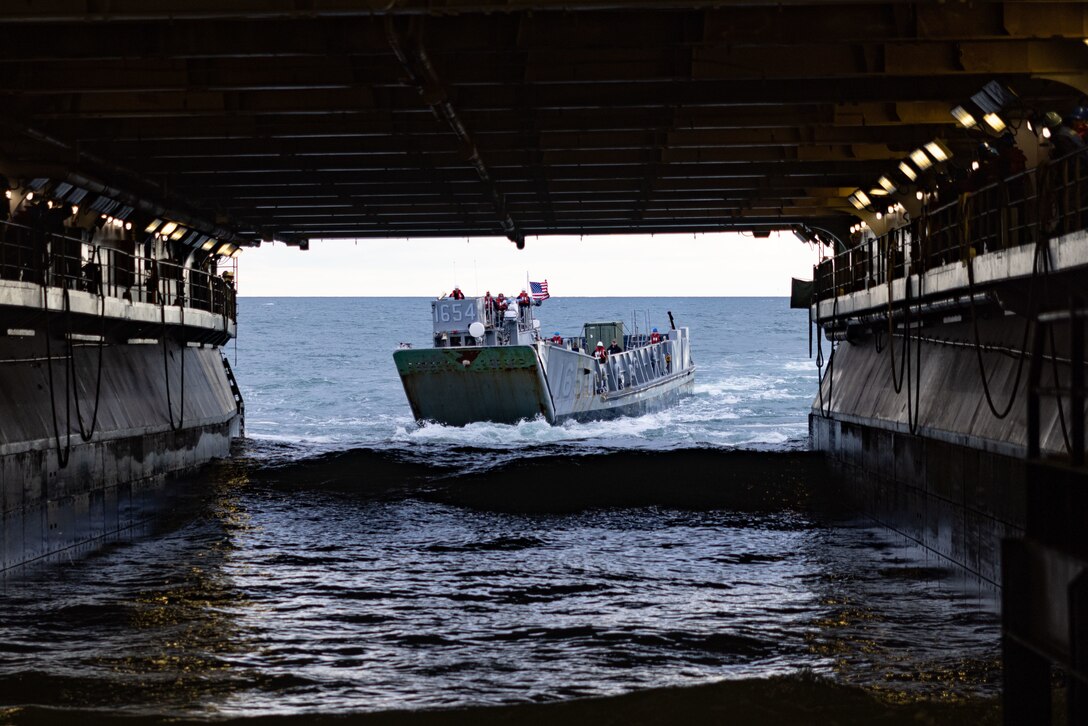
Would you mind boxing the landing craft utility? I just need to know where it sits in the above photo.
[393,290,694,426]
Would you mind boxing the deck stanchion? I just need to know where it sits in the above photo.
[1073,297,1085,467]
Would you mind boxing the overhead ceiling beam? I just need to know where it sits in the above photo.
[386,16,523,246]
[0,0,1083,28]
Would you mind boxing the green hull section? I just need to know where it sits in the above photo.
[394,346,554,425]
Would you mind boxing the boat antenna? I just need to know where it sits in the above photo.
[668,310,676,330]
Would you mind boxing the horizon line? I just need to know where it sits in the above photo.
[237,294,793,298]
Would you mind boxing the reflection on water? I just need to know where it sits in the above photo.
[0,451,999,719]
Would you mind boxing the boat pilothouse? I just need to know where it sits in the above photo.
[430,295,540,349]
[395,292,695,426]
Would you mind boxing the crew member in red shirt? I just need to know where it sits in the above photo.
[650,327,662,344]
[550,331,563,345]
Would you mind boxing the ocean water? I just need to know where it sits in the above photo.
[234,297,816,463]
[0,297,1002,721]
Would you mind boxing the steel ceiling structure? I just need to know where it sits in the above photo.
[0,1,1085,247]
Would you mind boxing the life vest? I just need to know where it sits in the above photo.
[517,292,530,306]
[551,335,563,345]
[650,332,662,344]
[595,347,608,362]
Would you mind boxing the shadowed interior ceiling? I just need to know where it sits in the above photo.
[0,1,1085,247]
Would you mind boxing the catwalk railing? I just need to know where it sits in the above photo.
[0,220,236,322]
[815,149,1088,306]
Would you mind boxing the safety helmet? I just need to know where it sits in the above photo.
[1042,111,1063,130]
[652,327,658,332]
[1071,106,1088,122]
[554,331,560,335]
[596,341,604,347]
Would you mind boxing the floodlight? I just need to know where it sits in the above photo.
[878,176,896,193]
[899,161,917,181]
[983,113,1006,133]
[950,105,977,128]
[924,140,952,162]
[854,190,871,207]
[159,221,178,236]
[910,148,933,171]
[971,81,1015,114]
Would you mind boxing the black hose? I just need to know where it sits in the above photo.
[963,188,1039,420]
[1047,318,1074,454]
[885,235,908,396]
[70,246,106,442]
[42,278,71,468]
[815,291,837,418]
[161,265,186,431]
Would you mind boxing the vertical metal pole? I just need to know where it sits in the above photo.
[1028,320,1046,460]
[1002,539,1053,726]
[1069,571,1088,726]
[1073,298,1085,467]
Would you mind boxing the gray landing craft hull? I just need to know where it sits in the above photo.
[394,343,695,426]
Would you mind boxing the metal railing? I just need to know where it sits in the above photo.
[0,220,236,322]
[596,340,675,393]
[815,149,1088,305]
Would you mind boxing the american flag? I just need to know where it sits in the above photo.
[530,280,550,302]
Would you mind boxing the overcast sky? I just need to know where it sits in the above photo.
[236,231,821,297]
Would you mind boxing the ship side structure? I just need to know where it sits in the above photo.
[394,295,694,426]
[0,175,245,572]
[807,135,1088,587]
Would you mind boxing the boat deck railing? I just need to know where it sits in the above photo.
[0,220,236,322]
[596,340,676,394]
[558,333,661,352]
[814,148,1088,308]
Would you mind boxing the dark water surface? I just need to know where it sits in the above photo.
[0,298,1001,720]
[0,450,999,720]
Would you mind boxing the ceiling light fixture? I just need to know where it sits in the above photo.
[910,148,933,171]
[983,113,1007,133]
[950,105,977,128]
[924,140,952,162]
